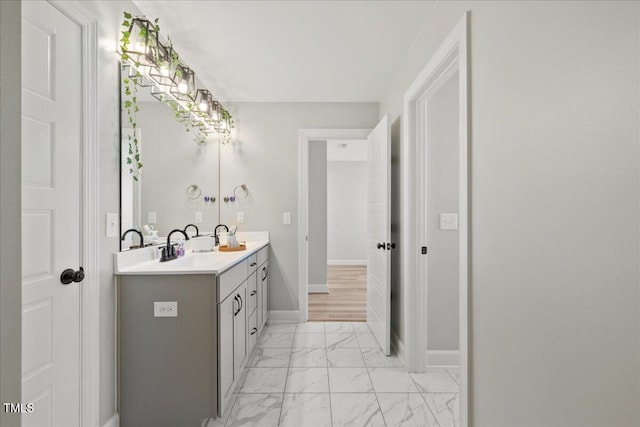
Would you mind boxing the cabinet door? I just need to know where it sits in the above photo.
[260,262,269,329]
[234,283,247,377]
[219,292,236,401]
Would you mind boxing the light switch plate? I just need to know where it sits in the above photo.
[106,212,118,237]
[195,212,203,224]
[154,301,178,317]
[148,211,157,224]
[440,213,458,230]
[283,212,291,225]
[237,212,244,224]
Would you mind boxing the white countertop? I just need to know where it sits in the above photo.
[114,232,269,275]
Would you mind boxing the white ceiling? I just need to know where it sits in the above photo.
[134,1,435,102]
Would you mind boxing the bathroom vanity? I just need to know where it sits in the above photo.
[115,237,269,426]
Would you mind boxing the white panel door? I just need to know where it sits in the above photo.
[366,115,392,355]
[21,1,82,426]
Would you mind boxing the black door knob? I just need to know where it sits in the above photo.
[377,242,386,250]
[60,267,84,285]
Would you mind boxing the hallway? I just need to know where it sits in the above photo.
[309,266,367,322]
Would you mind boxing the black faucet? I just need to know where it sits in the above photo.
[183,223,200,238]
[121,228,144,249]
[214,224,229,246]
[160,229,190,262]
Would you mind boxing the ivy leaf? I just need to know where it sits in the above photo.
[124,12,132,19]
[122,20,130,27]
[124,100,132,108]
[133,176,138,182]
[138,162,143,169]
[126,157,132,164]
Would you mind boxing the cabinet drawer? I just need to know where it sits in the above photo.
[247,253,258,274]
[257,246,269,266]
[218,259,248,302]
[248,310,258,353]
[247,271,257,315]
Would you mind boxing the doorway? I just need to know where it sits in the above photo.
[403,12,470,426]
[307,139,368,322]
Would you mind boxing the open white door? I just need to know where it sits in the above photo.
[366,115,392,355]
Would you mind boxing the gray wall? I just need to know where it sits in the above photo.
[0,1,22,426]
[327,161,368,262]
[308,141,327,286]
[219,102,379,311]
[426,71,459,351]
[380,1,639,425]
[135,101,220,236]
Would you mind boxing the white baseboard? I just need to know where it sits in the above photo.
[391,329,405,363]
[426,350,460,367]
[308,284,329,293]
[327,259,367,266]
[102,413,119,427]
[268,310,299,323]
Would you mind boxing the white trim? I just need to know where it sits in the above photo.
[102,413,119,427]
[327,259,367,266]
[391,328,405,364]
[402,12,470,427]
[298,129,371,323]
[268,310,300,323]
[48,2,100,426]
[308,284,329,294]
[426,350,460,367]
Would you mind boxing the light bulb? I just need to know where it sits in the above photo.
[178,81,188,93]
[199,102,208,112]
[160,64,169,76]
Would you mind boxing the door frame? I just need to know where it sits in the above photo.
[46,1,99,425]
[297,128,371,322]
[402,12,470,426]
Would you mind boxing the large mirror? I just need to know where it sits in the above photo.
[119,65,220,250]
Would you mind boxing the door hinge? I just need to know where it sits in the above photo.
[421,246,428,255]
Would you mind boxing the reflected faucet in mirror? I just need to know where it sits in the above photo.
[183,224,200,238]
[121,228,144,249]
[160,229,190,262]
[214,224,229,247]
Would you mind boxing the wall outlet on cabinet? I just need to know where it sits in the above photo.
[283,212,291,225]
[195,212,203,224]
[148,211,157,224]
[237,212,244,224]
[154,301,178,317]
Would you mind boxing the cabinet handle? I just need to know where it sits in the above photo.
[233,295,240,316]
[262,266,267,281]
[238,294,243,312]
[250,291,257,296]
[250,327,258,335]
[250,262,257,267]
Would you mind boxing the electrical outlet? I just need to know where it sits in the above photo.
[148,211,157,224]
[237,212,244,224]
[154,301,178,317]
[106,212,118,237]
[195,212,203,224]
[283,212,291,225]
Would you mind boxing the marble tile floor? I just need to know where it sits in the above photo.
[203,322,460,427]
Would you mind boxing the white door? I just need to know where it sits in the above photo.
[366,115,392,355]
[21,1,83,425]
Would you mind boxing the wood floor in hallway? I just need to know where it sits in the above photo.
[308,265,366,322]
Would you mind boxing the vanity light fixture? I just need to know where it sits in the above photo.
[124,18,160,68]
[171,64,196,102]
[120,12,234,142]
[148,42,176,87]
